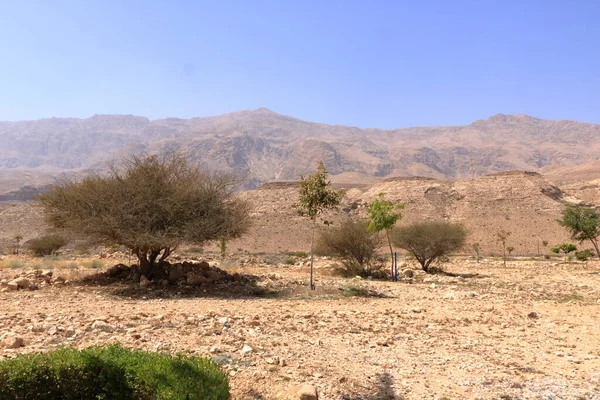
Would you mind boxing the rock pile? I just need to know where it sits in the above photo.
[105,261,249,287]
[0,270,64,292]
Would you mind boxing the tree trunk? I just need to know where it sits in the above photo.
[386,229,394,279]
[309,217,316,290]
[590,238,600,259]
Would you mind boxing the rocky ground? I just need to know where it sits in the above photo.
[1,255,599,400]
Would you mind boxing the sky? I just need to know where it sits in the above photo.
[1,0,599,128]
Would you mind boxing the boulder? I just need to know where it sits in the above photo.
[8,277,30,290]
[186,272,207,286]
[297,385,318,400]
[1,333,24,349]
[139,275,151,287]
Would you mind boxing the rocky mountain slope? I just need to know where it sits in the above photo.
[223,171,598,256]
[2,109,600,191]
[1,170,598,256]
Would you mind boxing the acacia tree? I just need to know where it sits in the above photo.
[367,193,404,273]
[557,205,600,258]
[392,221,466,273]
[297,161,345,290]
[38,152,251,279]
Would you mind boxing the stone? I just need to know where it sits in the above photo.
[527,312,539,319]
[1,333,24,349]
[402,269,414,278]
[198,261,210,270]
[91,320,114,332]
[241,345,254,354]
[139,275,151,287]
[209,346,220,353]
[7,281,19,291]
[297,384,318,400]
[8,277,30,290]
[186,272,207,285]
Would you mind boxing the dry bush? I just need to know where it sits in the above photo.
[27,235,68,257]
[392,221,467,273]
[316,219,381,276]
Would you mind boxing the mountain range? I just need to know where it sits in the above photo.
[1,108,600,191]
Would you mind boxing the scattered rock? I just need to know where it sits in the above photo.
[1,333,24,349]
[91,320,114,332]
[241,345,254,354]
[139,275,151,287]
[528,312,540,319]
[402,269,414,278]
[8,277,30,290]
[297,384,318,400]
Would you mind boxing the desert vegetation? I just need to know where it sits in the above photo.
[0,159,599,399]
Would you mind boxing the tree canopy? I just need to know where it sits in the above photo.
[38,152,251,277]
[557,205,600,258]
[367,193,403,270]
[392,221,467,273]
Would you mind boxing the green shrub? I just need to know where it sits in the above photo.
[284,251,308,258]
[27,235,68,257]
[284,258,296,265]
[575,249,595,262]
[0,345,229,400]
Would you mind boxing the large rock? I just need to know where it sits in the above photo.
[8,277,30,290]
[91,320,114,332]
[1,333,24,349]
[297,385,318,400]
[186,272,207,285]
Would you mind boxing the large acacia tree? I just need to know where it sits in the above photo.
[38,152,251,278]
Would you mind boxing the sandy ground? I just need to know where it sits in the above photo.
[1,256,599,400]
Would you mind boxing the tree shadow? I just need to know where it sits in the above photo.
[342,371,405,400]
[75,271,282,301]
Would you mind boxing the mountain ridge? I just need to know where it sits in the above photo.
[1,109,600,191]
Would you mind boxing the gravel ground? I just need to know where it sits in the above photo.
[1,257,599,399]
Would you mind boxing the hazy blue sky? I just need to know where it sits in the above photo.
[1,0,599,128]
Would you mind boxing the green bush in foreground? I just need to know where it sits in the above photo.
[0,345,229,400]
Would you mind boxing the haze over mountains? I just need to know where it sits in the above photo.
[1,108,600,191]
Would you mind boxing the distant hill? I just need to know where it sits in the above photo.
[2,109,600,191]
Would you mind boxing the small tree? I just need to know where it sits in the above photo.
[391,221,467,273]
[557,205,600,258]
[296,161,345,290]
[472,243,481,263]
[37,152,251,279]
[507,246,515,257]
[316,219,381,276]
[495,230,511,267]
[551,243,577,262]
[367,193,404,274]
[12,234,23,255]
[27,235,67,257]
